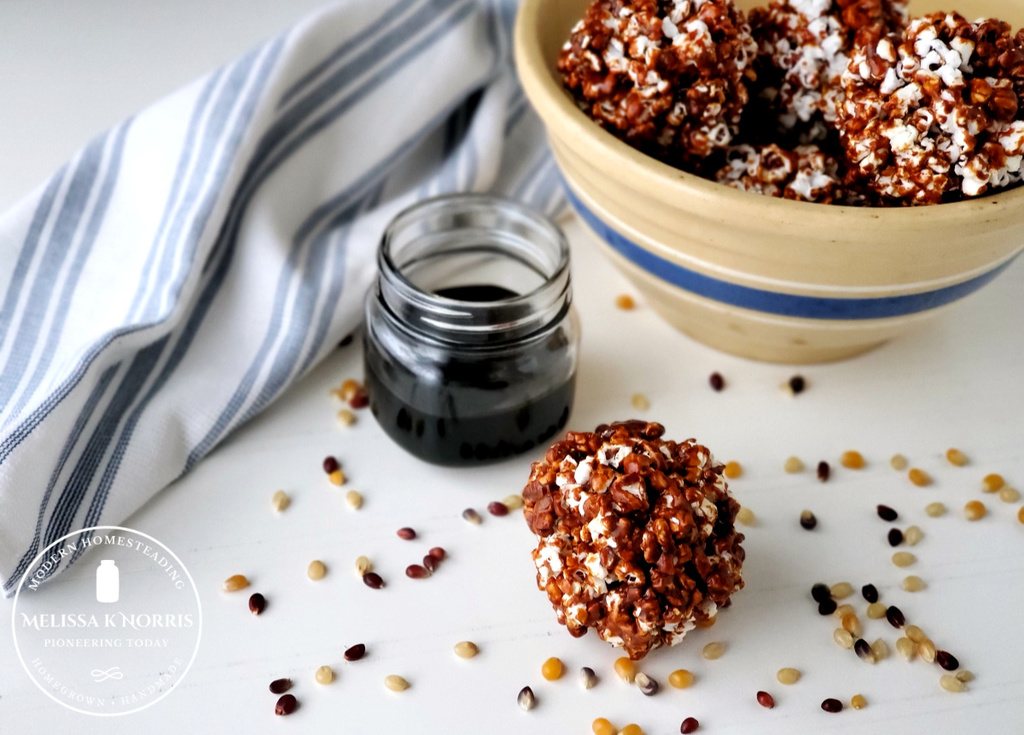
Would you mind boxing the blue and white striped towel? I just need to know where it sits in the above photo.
[0,0,563,594]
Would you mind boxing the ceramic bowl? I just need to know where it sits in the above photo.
[515,0,1024,363]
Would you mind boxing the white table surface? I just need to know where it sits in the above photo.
[2,2,1023,734]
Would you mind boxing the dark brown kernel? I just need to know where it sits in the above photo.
[811,583,831,603]
[362,572,385,589]
[886,605,906,628]
[348,387,370,409]
[788,375,806,394]
[936,651,960,671]
[406,564,430,579]
[854,638,873,661]
[821,698,843,713]
[275,694,298,716]
[344,643,366,661]
[423,555,439,572]
[396,527,417,540]
[269,678,292,694]
[756,690,775,709]
[248,592,266,616]
[487,501,509,517]
[877,504,898,522]
[709,372,725,392]
[322,455,340,474]
[888,528,904,546]
[681,716,700,733]
[818,598,838,615]
[428,546,446,561]
[799,510,817,530]
[861,584,878,603]
[817,461,831,482]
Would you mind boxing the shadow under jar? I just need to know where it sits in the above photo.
[365,195,579,466]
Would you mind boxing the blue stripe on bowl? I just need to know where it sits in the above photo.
[566,187,1020,321]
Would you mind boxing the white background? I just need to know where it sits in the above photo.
[1,1,1023,734]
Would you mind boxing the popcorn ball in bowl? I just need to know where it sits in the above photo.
[715,142,846,201]
[748,0,908,142]
[522,421,745,659]
[838,12,1024,204]
[558,0,758,163]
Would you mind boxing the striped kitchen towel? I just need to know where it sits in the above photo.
[0,0,563,594]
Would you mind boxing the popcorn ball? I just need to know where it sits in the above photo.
[558,0,758,163]
[749,0,908,142]
[522,421,745,659]
[715,143,844,202]
[838,13,1024,204]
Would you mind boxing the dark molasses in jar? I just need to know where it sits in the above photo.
[364,195,579,465]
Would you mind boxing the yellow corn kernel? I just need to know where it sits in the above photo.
[964,500,987,521]
[222,574,249,592]
[840,450,865,469]
[668,669,695,689]
[982,473,1005,493]
[945,448,968,466]
[613,657,636,683]
[908,468,931,487]
[540,657,564,681]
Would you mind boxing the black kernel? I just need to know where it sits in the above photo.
[861,584,879,603]
[788,375,806,394]
[888,528,904,546]
[817,461,831,482]
[885,605,906,629]
[709,372,725,392]
[877,504,899,522]
[800,510,818,530]
[821,698,843,713]
[811,583,831,603]
[936,651,960,671]
[818,598,838,616]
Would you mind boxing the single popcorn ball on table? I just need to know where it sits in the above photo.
[838,13,1024,205]
[715,143,845,202]
[748,0,908,142]
[558,0,758,164]
[522,421,745,660]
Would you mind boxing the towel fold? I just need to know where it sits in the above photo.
[0,0,561,594]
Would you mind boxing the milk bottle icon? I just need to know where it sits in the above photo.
[96,560,119,603]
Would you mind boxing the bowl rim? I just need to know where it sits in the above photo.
[513,0,1024,224]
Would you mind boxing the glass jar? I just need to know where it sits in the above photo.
[364,194,579,465]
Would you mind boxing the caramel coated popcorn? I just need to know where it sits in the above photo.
[715,143,844,202]
[522,421,745,659]
[749,0,908,142]
[558,0,757,163]
[560,0,1024,205]
[839,12,1024,204]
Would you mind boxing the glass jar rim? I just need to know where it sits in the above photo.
[377,193,571,345]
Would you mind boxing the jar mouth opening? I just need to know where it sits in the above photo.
[378,194,571,344]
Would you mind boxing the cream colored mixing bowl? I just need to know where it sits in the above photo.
[515,0,1024,363]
